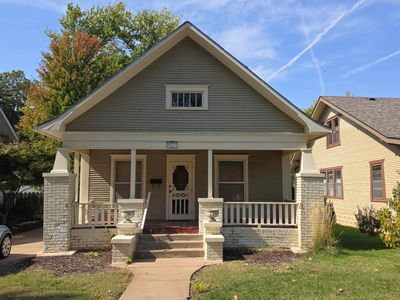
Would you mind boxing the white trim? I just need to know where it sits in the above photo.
[36,22,328,140]
[79,154,89,203]
[62,131,308,150]
[130,149,137,198]
[110,154,147,203]
[166,154,196,220]
[207,149,213,198]
[165,85,208,110]
[214,154,249,201]
[0,107,19,141]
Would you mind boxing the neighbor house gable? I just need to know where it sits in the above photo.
[37,22,328,140]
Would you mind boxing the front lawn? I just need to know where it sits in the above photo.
[0,251,132,300]
[191,225,400,299]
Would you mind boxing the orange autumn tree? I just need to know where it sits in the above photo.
[18,31,108,138]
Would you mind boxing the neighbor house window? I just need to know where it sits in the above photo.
[166,85,208,110]
[214,155,248,202]
[321,167,343,198]
[370,160,386,201]
[110,155,146,202]
[325,116,340,148]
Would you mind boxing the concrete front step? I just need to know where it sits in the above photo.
[137,240,203,250]
[135,233,204,259]
[139,233,203,242]
[135,248,204,259]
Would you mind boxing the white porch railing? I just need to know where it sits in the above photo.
[223,202,297,226]
[72,202,119,228]
[140,192,151,230]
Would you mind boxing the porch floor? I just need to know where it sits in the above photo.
[143,220,199,234]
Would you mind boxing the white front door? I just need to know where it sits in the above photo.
[166,155,195,220]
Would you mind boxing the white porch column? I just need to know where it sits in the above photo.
[43,148,76,252]
[130,149,136,199]
[79,154,89,203]
[282,152,292,201]
[296,148,325,250]
[207,149,213,198]
[73,152,80,202]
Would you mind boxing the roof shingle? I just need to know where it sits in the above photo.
[320,96,400,140]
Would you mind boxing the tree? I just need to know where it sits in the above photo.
[19,3,180,138]
[50,2,180,76]
[0,141,54,224]
[0,70,31,126]
[18,31,109,138]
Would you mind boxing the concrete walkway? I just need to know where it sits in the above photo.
[119,258,205,300]
[0,228,43,269]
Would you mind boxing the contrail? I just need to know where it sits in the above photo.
[301,16,325,95]
[267,0,368,82]
[343,50,400,78]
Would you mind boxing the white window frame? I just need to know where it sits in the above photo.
[214,154,249,202]
[110,154,147,202]
[165,85,208,110]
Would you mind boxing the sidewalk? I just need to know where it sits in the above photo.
[119,258,204,300]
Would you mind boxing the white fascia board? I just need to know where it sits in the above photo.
[61,131,308,150]
[37,22,328,139]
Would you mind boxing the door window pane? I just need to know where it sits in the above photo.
[173,165,189,190]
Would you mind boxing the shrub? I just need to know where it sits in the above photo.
[311,201,337,253]
[354,206,380,235]
[377,182,400,248]
[192,282,210,294]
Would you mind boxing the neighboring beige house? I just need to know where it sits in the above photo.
[0,107,18,142]
[311,96,400,226]
[37,22,328,262]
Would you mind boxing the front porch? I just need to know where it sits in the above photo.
[43,146,324,262]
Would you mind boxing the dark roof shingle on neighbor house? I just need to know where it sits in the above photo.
[319,96,400,141]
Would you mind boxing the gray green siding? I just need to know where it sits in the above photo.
[67,38,303,133]
[88,150,283,220]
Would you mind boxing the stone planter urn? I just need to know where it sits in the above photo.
[120,209,136,223]
[208,209,220,222]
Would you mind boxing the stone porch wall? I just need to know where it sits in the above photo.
[222,227,298,248]
[70,228,117,250]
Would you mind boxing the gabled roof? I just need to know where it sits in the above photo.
[0,107,19,141]
[37,21,328,140]
[312,96,400,145]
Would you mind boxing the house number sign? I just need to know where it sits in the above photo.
[166,141,178,149]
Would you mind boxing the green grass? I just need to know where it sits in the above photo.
[192,225,400,300]
[0,268,132,300]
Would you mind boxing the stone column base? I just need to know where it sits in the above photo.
[111,235,138,264]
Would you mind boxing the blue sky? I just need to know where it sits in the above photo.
[0,0,399,109]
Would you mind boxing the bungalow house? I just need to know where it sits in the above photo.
[37,22,328,262]
[311,96,400,226]
[0,107,18,142]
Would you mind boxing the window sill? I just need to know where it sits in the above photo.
[326,143,341,149]
[371,199,387,203]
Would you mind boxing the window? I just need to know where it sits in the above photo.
[321,167,343,198]
[325,117,340,148]
[214,155,248,202]
[110,155,146,202]
[370,160,386,201]
[166,85,208,110]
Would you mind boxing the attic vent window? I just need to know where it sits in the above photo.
[166,85,208,110]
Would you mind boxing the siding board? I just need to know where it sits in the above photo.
[67,38,303,133]
[313,107,400,226]
[88,150,284,220]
